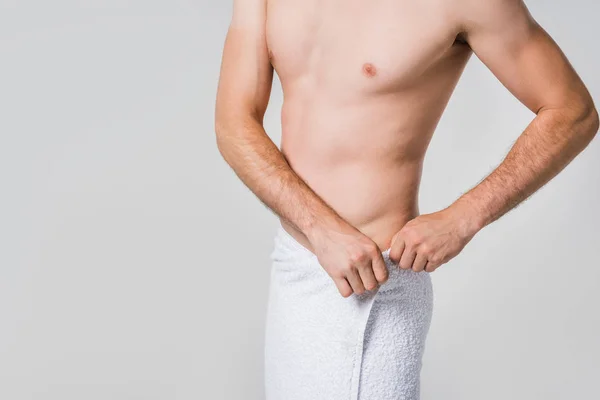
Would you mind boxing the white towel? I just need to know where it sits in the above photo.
[264,225,434,400]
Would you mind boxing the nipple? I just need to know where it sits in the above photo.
[362,63,377,77]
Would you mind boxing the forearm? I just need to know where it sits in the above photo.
[216,116,345,236]
[451,104,599,234]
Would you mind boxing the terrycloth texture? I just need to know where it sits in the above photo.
[264,225,434,400]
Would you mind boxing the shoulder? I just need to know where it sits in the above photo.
[456,0,531,28]
[454,0,535,39]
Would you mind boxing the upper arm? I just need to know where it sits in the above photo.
[215,0,273,127]
[460,0,595,116]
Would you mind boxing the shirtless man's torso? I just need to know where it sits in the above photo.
[215,1,597,396]
[267,0,472,250]
[217,0,597,296]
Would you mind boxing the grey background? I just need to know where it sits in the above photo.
[1,1,598,399]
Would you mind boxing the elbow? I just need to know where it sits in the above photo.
[586,105,600,139]
[214,116,228,155]
[564,98,600,147]
[576,98,599,140]
[214,111,238,157]
[214,111,260,158]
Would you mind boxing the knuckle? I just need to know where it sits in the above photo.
[430,255,443,265]
[405,238,419,249]
[367,244,379,257]
[349,250,367,264]
[411,236,423,246]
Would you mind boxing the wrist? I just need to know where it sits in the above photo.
[302,214,349,244]
[447,196,488,238]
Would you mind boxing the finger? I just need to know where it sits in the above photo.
[372,252,389,284]
[412,252,428,272]
[357,261,379,291]
[425,261,438,273]
[389,235,405,264]
[333,277,353,298]
[345,268,366,295]
[399,248,416,270]
[424,261,433,273]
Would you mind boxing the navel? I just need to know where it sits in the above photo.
[362,62,377,77]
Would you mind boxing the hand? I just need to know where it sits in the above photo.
[389,207,480,273]
[307,222,389,298]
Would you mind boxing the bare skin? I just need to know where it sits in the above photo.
[215,0,599,298]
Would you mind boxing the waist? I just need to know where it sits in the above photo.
[281,211,416,255]
[284,157,420,242]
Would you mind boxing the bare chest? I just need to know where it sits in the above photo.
[266,0,464,91]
